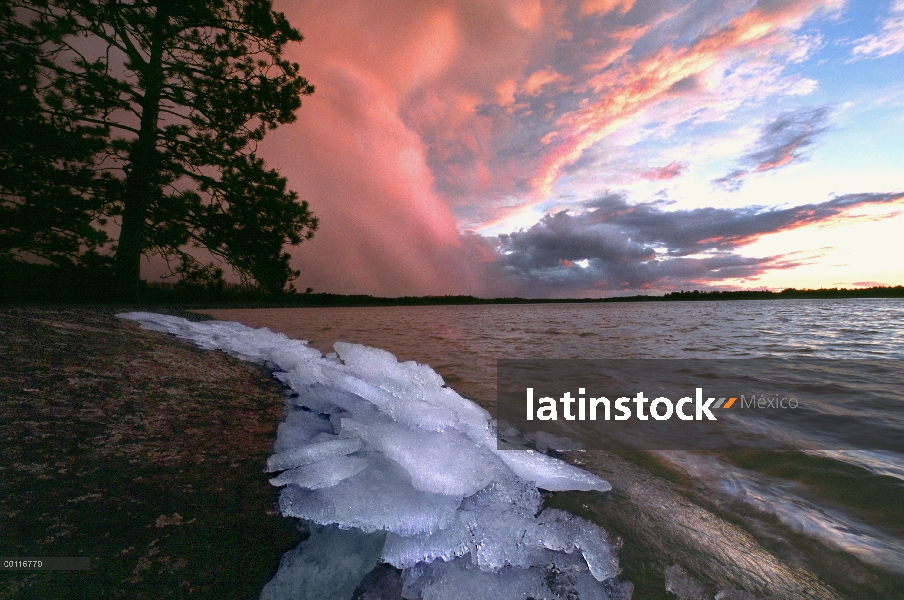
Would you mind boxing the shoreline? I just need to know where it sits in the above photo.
[0,307,302,599]
[3,282,903,309]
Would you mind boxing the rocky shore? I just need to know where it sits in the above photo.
[0,308,302,599]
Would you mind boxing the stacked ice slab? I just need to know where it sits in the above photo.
[120,313,631,600]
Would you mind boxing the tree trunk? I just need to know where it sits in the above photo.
[112,13,167,302]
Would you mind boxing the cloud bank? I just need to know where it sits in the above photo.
[485,191,904,295]
[254,0,900,297]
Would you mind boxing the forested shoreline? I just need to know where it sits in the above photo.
[2,259,901,306]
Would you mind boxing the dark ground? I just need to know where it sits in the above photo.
[0,308,303,599]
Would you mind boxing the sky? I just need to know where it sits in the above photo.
[260,0,904,297]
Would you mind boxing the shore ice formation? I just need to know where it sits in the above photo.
[121,313,632,600]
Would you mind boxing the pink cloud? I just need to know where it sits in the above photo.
[523,68,568,95]
[580,0,636,16]
[510,0,545,30]
[264,1,491,295]
[528,0,839,201]
[639,161,685,180]
[259,0,853,296]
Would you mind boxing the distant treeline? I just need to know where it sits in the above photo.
[1,260,902,306]
[658,287,904,301]
[260,286,904,307]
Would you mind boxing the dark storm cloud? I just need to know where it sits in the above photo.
[713,106,831,191]
[667,75,702,94]
[489,191,904,293]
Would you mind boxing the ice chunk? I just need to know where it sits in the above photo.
[383,517,472,568]
[277,381,342,414]
[275,357,344,389]
[401,552,628,600]
[269,455,369,489]
[327,371,463,433]
[267,437,363,472]
[385,481,609,576]
[279,454,463,536]
[331,344,492,435]
[386,499,617,580]
[461,477,543,514]
[494,448,612,492]
[382,503,542,572]
[267,344,323,373]
[341,418,503,497]
[259,524,385,600]
[287,392,340,415]
[119,312,321,367]
[273,410,335,453]
[463,506,543,571]
[334,341,445,390]
[401,559,551,600]
[527,509,620,582]
[290,382,374,415]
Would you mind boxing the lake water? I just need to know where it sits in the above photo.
[203,299,904,598]
[206,299,904,407]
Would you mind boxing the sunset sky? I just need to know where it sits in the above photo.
[259,0,904,297]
